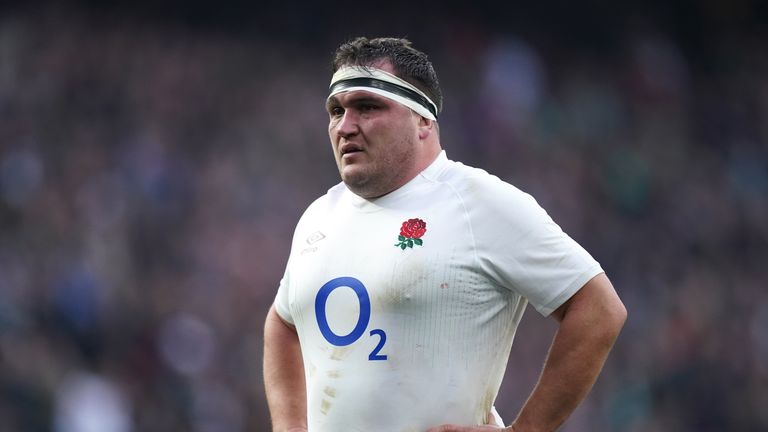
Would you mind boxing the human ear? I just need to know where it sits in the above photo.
[417,116,433,140]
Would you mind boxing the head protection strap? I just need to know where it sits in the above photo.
[328,66,438,120]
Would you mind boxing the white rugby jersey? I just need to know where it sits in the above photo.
[274,151,603,432]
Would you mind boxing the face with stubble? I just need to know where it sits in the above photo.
[326,62,427,199]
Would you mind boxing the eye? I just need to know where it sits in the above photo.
[329,106,344,117]
[359,103,377,112]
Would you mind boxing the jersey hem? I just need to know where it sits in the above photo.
[274,301,295,325]
[536,266,604,316]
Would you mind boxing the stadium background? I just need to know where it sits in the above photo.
[0,1,766,430]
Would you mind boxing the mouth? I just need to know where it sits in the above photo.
[340,143,364,157]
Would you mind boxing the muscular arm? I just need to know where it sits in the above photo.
[263,305,308,432]
[428,272,626,432]
[509,272,626,431]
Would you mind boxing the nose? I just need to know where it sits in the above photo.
[335,111,359,139]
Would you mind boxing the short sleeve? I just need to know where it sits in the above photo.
[468,176,603,316]
[271,195,328,326]
[274,266,294,324]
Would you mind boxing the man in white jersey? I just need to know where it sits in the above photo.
[263,37,627,432]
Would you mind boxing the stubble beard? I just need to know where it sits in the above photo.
[339,136,416,199]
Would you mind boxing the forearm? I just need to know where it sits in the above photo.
[512,275,626,432]
[264,305,308,432]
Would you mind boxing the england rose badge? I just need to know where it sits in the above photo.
[395,218,427,250]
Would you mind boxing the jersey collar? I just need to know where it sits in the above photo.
[346,150,449,211]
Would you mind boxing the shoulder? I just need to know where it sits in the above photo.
[297,181,346,224]
[286,182,347,250]
[435,159,543,219]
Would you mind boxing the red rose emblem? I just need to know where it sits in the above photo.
[395,218,427,249]
[400,218,427,239]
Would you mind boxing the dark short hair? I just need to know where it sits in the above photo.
[332,37,443,114]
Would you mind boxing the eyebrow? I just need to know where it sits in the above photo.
[325,96,339,112]
[325,93,388,112]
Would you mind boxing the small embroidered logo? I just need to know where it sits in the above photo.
[306,231,326,245]
[395,218,427,250]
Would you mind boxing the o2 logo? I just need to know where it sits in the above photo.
[314,277,387,361]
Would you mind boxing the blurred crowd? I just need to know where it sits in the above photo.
[0,3,766,432]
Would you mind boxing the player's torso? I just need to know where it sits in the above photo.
[286,183,521,431]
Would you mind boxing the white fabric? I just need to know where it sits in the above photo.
[489,406,504,427]
[328,66,438,120]
[274,151,603,431]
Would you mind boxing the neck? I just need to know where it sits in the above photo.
[353,144,442,199]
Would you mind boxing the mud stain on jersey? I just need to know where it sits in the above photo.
[330,346,350,361]
[320,399,332,415]
[323,386,337,398]
[383,253,436,306]
[327,370,341,379]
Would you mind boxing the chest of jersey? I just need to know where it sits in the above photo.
[293,195,467,308]
[281,179,530,430]
[285,186,517,367]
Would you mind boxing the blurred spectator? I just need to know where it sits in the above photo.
[0,2,765,431]
[54,372,132,432]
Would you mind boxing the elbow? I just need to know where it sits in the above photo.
[613,299,628,328]
[597,276,627,340]
[586,291,627,346]
[619,301,628,324]
[604,299,627,342]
